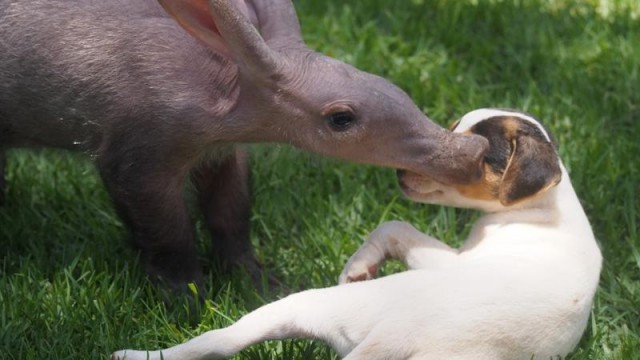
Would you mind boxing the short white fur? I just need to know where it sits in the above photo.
[456,108,552,142]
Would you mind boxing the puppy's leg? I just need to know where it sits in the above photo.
[339,221,457,284]
[111,298,300,360]
[112,286,371,360]
[341,327,413,360]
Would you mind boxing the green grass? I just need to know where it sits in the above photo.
[1,0,639,358]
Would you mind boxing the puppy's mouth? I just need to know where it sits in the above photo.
[400,185,444,201]
[397,170,444,201]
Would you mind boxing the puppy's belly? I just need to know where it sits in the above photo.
[368,259,592,358]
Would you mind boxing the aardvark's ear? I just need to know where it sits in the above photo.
[159,0,249,59]
[498,131,562,206]
[159,0,281,76]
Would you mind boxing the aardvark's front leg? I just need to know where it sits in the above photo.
[339,221,458,284]
[98,137,203,292]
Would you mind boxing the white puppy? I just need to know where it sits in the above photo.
[112,109,602,360]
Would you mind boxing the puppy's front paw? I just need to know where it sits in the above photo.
[338,261,378,285]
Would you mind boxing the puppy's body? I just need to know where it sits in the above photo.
[113,109,602,360]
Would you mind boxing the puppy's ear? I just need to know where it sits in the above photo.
[499,134,562,206]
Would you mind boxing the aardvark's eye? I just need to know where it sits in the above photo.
[327,111,356,131]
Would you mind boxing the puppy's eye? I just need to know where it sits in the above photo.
[326,111,356,131]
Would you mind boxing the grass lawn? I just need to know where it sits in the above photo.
[1,0,639,358]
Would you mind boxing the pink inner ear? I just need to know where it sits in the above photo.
[159,0,247,59]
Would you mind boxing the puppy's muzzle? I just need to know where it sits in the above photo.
[397,169,444,202]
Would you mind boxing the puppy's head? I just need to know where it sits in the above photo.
[398,109,562,211]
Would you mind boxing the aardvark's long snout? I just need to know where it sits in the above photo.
[404,124,489,185]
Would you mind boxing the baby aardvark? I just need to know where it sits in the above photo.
[112,109,602,360]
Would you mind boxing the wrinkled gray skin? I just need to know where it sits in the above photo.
[0,0,488,291]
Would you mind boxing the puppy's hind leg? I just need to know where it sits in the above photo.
[111,288,353,360]
[341,323,419,360]
[111,307,289,360]
[339,221,458,284]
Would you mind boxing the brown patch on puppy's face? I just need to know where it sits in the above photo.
[398,110,562,210]
[453,162,502,201]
